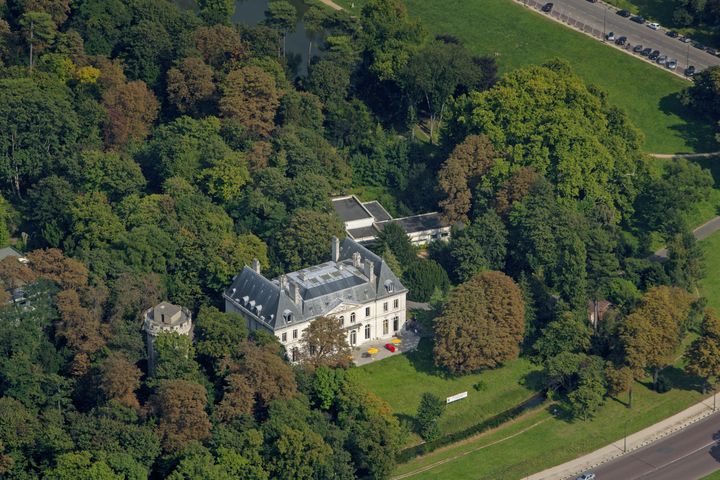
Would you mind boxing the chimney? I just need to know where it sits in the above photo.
[289,280,302,306]
[279,274,287,292]
[331,236,340,262]
[364,259,376,285]
[252,258,261,274]
[352,252,362,268]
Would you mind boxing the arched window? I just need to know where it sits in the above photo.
[339,315,344,326]
[365,324,371,339]
[350,312,356,323]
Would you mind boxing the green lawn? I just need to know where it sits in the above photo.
[700,231,720,312]
[701,470,720,480]
[351,339,542,446]
[603,0,720,48]
[330,0,717,154]
[393,373,706,479]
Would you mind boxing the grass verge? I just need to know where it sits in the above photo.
[351,338,542,446]
[393,376,706,479]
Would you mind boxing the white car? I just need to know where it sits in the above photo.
[648,22,660,30]
[576,474,596,480]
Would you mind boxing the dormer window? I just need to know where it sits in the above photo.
[283,309,294,324]
[385,279,394,293]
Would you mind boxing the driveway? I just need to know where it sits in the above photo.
[525,0,720,74]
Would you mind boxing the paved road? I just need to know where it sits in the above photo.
[592,411,720,479]
[535,0,720,73]
[652,216,720,260]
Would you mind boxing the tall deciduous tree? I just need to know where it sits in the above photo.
[151,380,212,452]
[416,392,444,441]
[685,310,720,393]
[264,1,297,57]
[166,57,215,116]
[97,352,141,410]
[194,305,248,369]
[434,271,525,374]
[19,11,56,68]
[220,66,279,138]
[102,80,159,148]
[275,209,344,271]
[438,135,495,224]
[299,316,351,369]
[619,286,694,389]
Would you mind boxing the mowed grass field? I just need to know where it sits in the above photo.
[700,231,720,313]
[392,364,706,479]
[350,339,541,446]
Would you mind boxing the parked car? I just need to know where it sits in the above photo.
[542,2,554,12]
[606,31,615,41]
[586,0,598,3]
[384,343,396,353]
[641,47,652,56]
[615,36,627,46]
[693,42,707,50]
[685,65,696,76]
[667,58,678,70]
[649,49,660,60]
[681,36,693,43]
[630,15,645,24]
[648,22,660,30]
[633,44,643,53]
[666,30,679,38]
[656,54,667,65]
[576,474,596,480]
[617,9,631,17]
[707,48,719,56]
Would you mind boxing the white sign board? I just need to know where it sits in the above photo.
[446,391,468,404]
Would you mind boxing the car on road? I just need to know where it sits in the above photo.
[617,9,631,17]
[681,36,693,43]
[708,48,719,56]
[648,22,660,30]
[693,42,707,50]
[576,473,596,480]
[641,47,652,56]
[586,0,598,2]
[656,54,667,65]
[606,32,615,41]
[633,44,643,53]
[630,15,645,24]
[649,49,660,60]
[685,65,696,76]
[615,36,627,46]
[384,343,396,352]
[667,58,678,70]
[666,30,679,38]
[541,2,553,12]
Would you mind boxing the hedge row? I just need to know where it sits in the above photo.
[396,393,546,463]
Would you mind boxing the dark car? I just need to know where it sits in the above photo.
[708,48,719,56]
[641,47,652,56]
[633,44,643,53]
[615,36,628,46]
[617,9,631,17]
[693,42,707,50]
[630,15,645,24]
[542,2,554,12]
[666,30,679,38]
[649,49,660,60]
[685,65,696,76]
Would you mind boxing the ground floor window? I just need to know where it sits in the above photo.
[291,348,299,362]
[364,324,371,339]
[350,330,357,345]
[393,316,399,332]
[383,319,389,335]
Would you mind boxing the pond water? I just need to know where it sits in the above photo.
[179,0,324,76]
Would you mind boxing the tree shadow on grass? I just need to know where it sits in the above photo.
[521,370,546,393]
[658,93,718,153]
[663,365,704,392]
[405,337,458,379]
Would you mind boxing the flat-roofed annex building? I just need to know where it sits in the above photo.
[223,237,408,361]
[331,195,450,245]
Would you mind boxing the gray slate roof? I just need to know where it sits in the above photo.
[378,212,448,234]
[0,247,22,261]
[362,201,392,222]
[224,238,406,331]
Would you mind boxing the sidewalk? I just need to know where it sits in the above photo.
[524,393,720,480]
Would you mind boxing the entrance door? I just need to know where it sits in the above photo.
[393,316,399,332]
[350,330,357,346]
